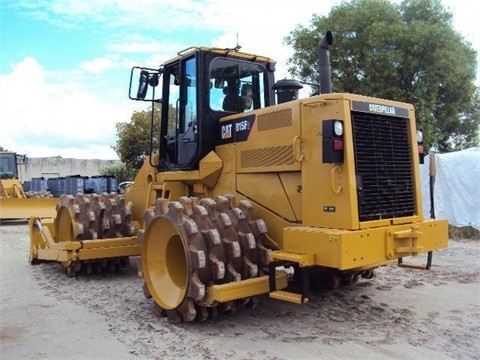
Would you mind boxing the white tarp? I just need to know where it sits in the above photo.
[420,147,480,230]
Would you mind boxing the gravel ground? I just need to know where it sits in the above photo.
[1,222,479,360]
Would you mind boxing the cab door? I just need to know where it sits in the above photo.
[160,56,198,170]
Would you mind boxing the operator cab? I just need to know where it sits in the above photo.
[129,47,276,171]
[0,152,18,179]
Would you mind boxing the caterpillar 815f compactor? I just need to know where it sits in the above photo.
[0,151,58,220]
[30,31,448,323]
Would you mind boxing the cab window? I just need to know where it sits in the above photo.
[209,58,267,113]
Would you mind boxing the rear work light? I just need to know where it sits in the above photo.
[322,119,344,163]
[417,129,425,164]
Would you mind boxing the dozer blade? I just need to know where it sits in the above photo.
[0,198,59,220]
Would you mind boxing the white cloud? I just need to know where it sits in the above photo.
[205,2,326,80]
[80,55,119,74]
[108,35,166,54]
[0,57,133,159]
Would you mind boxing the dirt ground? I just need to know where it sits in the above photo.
[1,222,479,360]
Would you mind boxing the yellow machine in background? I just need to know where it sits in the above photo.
[30,31,448,323]
[0,151,57,220]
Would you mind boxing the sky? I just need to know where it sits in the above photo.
[1,0,478,160]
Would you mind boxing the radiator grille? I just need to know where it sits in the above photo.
[257,109,292,131]
[352,112,415,221]
[240,145,294,168]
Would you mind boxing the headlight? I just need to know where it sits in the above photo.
[333,120,344,137]
[416,129,423,143]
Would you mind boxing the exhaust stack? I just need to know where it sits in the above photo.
[318,31,333,94]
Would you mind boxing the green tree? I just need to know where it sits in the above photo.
[285,0,479,152]
[113,104,160,169]
[100,163,137,184]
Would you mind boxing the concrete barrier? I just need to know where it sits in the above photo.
[17,157,121,182]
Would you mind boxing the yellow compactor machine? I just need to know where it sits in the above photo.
[30,32,448,323]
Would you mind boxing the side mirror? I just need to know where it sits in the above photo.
[137,70,149,99]
[129,66,162,101]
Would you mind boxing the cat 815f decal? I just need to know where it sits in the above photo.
[219,114,256,144]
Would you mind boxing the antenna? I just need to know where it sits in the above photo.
[225,33,242,52]
[235,33,241,51]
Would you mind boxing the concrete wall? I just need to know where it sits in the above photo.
[17,157,122,182]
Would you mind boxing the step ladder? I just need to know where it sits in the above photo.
[398,251,433,270]
[148,183,167,206]
[268,250,315,304]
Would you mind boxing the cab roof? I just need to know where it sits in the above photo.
[162,46,276,66]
